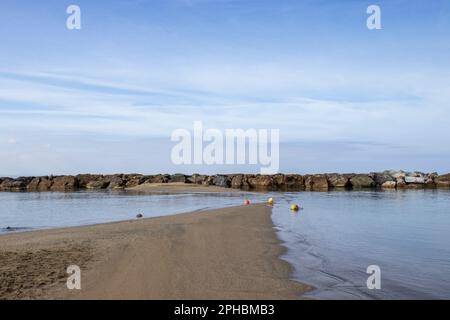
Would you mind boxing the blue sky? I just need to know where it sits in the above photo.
[1,0,450,175]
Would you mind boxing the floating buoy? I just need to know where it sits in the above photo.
[267,197,274,205]
[244,199,251,205]
[290,204,300,211]
[136,213,143,218]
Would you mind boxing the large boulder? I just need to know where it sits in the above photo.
[86,180,109,189]
[271,174,304,191]
[27,177,53,191]
[230,174,244,189]
[0,178,27,191]
[27,177,41,191]
[327,174,349,189]
[169,174,187,183]
[305,175,329,191]
[17,176,34,185]
[50,176,78,191]
[405,176,425,184]
[148,174,170,183]
[389,170,407,180]
[372,172,394,187]
[381,181,397,189]
[241,175,255,189]
[247,175,274,190]
[396,176,407,189]
[202,175,215,186]
[76,174,104,189]
[403,174,425,189]
[187,174,207,185]
[107,175,126,189]
[284,175,304,190]
[0,176,34,191]
[272,174,285,188]
[423,173,437,189]
[0,180,9,190]
[213,175,231,188]
[124,175,145,188]
[349,175,375,189]
[410,171,426,178]
[435,174,450,188]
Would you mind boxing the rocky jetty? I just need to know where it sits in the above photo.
[0,171,449,192]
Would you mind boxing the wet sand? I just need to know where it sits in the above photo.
[0,203,309,300]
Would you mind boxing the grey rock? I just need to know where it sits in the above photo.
[213,175,231,188]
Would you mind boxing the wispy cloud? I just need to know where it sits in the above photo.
[0,0,449,175]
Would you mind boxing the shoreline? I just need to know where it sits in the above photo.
[0,203,311,300]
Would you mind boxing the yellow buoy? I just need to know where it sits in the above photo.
[267,197,274,205]
[290,204,300,211]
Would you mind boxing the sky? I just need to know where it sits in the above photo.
[0,0,450,176]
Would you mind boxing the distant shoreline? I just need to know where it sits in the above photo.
[1,171,449,192]
[0,203,310,300]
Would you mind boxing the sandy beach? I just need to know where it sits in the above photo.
[127,182,243,194]
[0,203,309,300]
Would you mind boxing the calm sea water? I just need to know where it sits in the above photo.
[1,190,449,299]
[271,191,450,299]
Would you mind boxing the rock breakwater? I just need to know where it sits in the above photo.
[1,171,449,192]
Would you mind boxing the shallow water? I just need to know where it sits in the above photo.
[271,190,450,299]
[0,190,449,299]
[0,191,248,231]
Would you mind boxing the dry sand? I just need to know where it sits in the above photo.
[127,182,242,193]
[0,203,310,300]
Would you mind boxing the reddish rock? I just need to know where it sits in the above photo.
[305,175,329,191]
[271,174,304,191]
[86,180,109,189]
[247,175,274,190]
[0,178,27,191]
[124,175,145,188]
[50,176,78,191]
[76,174,103,188]
[27,177,53,191]
[107,175,126,189]
[327,174,349,189]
